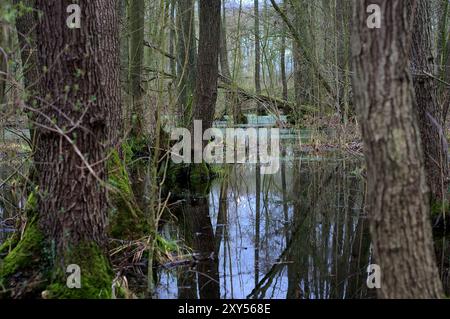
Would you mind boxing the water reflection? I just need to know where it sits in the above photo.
[1,126,449,299]
[156,141,374,299]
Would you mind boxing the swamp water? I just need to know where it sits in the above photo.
[1,124,448,299]
[153,126,374,299]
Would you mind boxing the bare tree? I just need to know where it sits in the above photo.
[177,0,197,123]
[129,0,145,137]
[192,0,221,131]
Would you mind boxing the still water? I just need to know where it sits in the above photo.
[149,126,373,299]
[1,125,448,299]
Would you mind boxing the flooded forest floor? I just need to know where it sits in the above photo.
[1,118,449,299]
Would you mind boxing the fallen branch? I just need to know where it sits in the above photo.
[219,75,314,115]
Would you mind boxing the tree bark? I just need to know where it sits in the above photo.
[14,0,39,93]
[119,0,130,129]
[177,0,197,123]
[13,0,39,142]
[169,0,176,81]
[219,2,231,81]
[292,1,306,109]
[192,0,221,131]
[351,0,443,298]
[129,0,145,136]
[0,17,7,108]
[410,0,449,203]
[33,0,120,295]
[280,0,288,101]
[254,0,261,105]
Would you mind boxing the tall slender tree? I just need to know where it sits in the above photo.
[411,0,449,203]
[280,0,288,102]
[177,0,197,124]
[220,1,231,81]
[0,16,7,109]
[119,0,130,118]
[254,0,261,110]
[192,0,221,131]
[129,0,145,137]
[13,0,39,143]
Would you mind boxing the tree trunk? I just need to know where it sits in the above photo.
[219,2,231,81]
[437,0,449,83]
[13,0,39,143]
[14,0,39,92]
[351,0,443,299]
[0,17,7,108]
[169,0,176,82]
[192,0,221,131]
[254,0,261,107]
[177,0,197,123]
[129,0,145,137]
[34,0,120,297]
[336,0,352,123]
[411,0,449,203]
[292,1,307,110]
[119,0,130,130]
[280,0,288,101]
[219,1,243,124]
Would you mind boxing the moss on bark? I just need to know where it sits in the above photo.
[0,214,46,298]
[0,218,43,280]
[164,162,213,197]
[0,192,114,299]
[45,243,113,299]
[107,149,147,239]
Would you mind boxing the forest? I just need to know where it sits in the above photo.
[0,0,449,300]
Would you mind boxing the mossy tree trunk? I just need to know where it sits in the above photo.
[352,0,443,298]
[37,0,120,295]
[189,0,220,174]
[1,0,120,299]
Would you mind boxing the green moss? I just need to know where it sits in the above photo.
[45,243,113,299]
[164,162,213,197]
[1,188,113,299]
[209,164,228,179]
[0,217,43,281]
[430,200,449,217]
[0,190,40,258]
[108,150,133,198]
[0,234,19,258]
[127,135,149,158]
[165,162,189,185]
[189,162,210,185]
[107,149,147,238]
[0,188,44,297]
[25,190,37,214]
